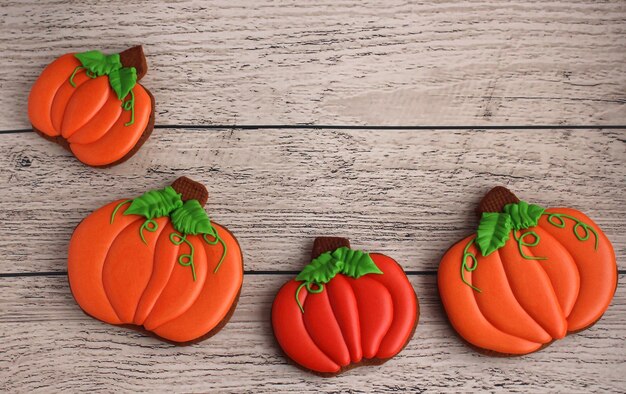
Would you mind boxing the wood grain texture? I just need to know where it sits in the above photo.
[1,128,624,274]
[1,0,626,128]
[1,274,624,392]
[2,2,626,391]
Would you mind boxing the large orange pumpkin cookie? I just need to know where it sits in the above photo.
[68,177,243,343]
[438,186,617,355]
[272,237,419,375]
[28,46,154,167]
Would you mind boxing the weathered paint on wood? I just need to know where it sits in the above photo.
[1,274,624,392]
[1,1,625,392]
[1,128,624,274]
[1,0,625,128]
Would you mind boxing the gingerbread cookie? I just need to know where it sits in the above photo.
[28,46,154,167]
[272,237,419,375]
[68,177,243,343]
[438,186,617,355]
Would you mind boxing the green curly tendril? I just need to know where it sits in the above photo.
[461,230,546,293]
[461,237,481,293]
[122,89,135,126]
[139,219,158,245]
[69,66,98,87]
[69,66,83,87]
[512,230,547,261]
[68,50,136,126]
[170,232,197,281]
[109,192,228,282]
[543,213,598,250]
[293,247,381,313]
[169,229,228,281]
[295,282,325,313]
[203,230,227,274]
[460,202,600,292]
[111,199,161,245]
[110,200,132,224]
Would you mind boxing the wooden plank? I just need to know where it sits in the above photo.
[1,274,624,392]
[1,0,625,129]
[1,128,624,273]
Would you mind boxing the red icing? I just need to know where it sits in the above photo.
[326,274,362,363]
[271,280,340,373]
[271,250,418,374]
[303,288,351,367]
[368,253,419,358]
[438,206,617,355]
[347,276,393,359]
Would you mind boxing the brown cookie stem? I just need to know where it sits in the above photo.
[311,237,351,259]
[171,177,209,206]
[477,186,520,215]
[119,45,148,80]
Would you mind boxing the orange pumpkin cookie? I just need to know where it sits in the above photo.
[438,186,617,355]
[28,46,154,167]
[68,177,243,344]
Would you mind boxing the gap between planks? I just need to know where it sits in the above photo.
[1,274,625,392]
[2,125,626,135]
[0,270,625,278]
[1,128,624,273]
[2,1,626,128]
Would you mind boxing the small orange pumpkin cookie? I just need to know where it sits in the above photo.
[28,46,154,167]
[68,177,243,344]
[438,186,617,355]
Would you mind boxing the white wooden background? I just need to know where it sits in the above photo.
[1,1,625,392]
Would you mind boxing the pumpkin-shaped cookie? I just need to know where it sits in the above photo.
[438,186,617,355]
[28,46,154,167]
[272,237,419,375]
[68,177,243,343]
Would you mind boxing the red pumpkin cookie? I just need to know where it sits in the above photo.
[68,177,243,344]
[28,46,155,167]
[272,237,419,375]
[438,186,617,355]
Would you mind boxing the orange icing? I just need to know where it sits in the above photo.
[438,208,617,354]
[68,199,243,343]
[27,52,153,166]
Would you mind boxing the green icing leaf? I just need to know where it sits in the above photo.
[75,50,122,76]
[73,50,136,101]
[296,252,345,284]
[296,246,382,284]
[503,200,545,230]
[108,67,137,100]
[124,186,183,220]
[331,247,382,278]
[170,200,212,235]
[476,212,513,256]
